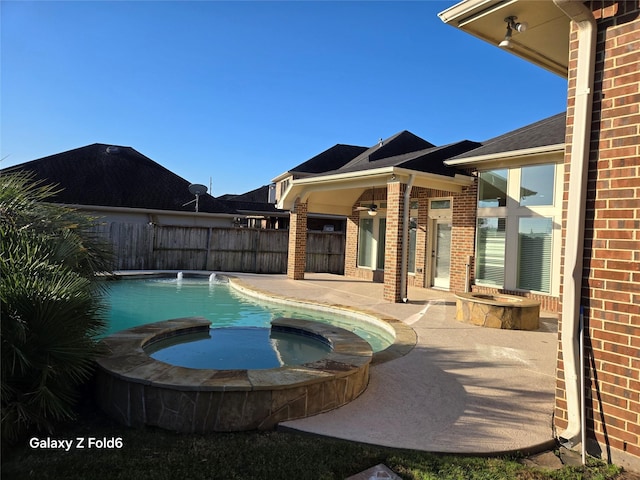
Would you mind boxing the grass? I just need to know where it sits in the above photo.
[1,397,623,480]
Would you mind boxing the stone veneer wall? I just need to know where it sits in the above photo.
[555,2,640,470]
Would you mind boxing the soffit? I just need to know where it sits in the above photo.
[278,168,473,215]
[439,0,570,77]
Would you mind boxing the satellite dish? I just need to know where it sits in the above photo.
[188,184,208,196]
[185,184,208,212]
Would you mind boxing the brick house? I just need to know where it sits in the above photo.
[439,0,639,471]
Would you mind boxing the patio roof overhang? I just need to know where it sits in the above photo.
[444,143,565,169]
[438,0,571,78]
[277,167,474,215]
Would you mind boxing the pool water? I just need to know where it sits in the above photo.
[146,327,332,370]
[104,277,392,352]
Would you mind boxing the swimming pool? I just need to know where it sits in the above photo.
[104,275,394,353]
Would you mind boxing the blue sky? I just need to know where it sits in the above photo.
[1,1,567,196]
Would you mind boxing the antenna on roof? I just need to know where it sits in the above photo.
[184,183,208,212]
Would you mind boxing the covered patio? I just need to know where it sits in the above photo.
[275,134,480,303]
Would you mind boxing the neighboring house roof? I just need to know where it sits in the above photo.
[221,185,287,215]
[447,112,566,163]
[219,185,270,203]
[2,143,235,214]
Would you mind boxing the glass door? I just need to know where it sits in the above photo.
[432,221,452,289]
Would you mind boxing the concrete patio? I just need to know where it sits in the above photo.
[227,272,558,455]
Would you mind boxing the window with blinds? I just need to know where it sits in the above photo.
[517,217,552,293]
[358,218,374,268]
[476,217,506,286]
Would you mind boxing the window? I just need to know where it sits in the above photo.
[476,217,506,286]
[475,163,561,295]
[478,169,508,207]
[520,164,555,206]
[430,199,451,210]
[358,216,387,270]
[518,217,552,293]
[358,218,374,268]
[376,218,386,270]
[408,218,417,274]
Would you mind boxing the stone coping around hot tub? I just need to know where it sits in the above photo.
[454,292,541,307]
[95,316,372,393]
[225,275,417,365]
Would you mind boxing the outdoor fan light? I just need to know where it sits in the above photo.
[356,186,379,216]
[499,16,527,48]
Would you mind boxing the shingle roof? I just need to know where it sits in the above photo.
[2,143,235,214]
[221,185,286,215]
[449,112,566,160]
[290,144,368,174]
[219,185,270,203]
[302,131,480,178]
[338,131,436,172]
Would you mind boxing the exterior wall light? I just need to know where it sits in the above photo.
[499,16,527,48]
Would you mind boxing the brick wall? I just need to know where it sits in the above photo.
[555,2,640,469]
[450,182,477,292]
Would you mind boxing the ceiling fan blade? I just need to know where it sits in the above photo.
[356,204,378,211]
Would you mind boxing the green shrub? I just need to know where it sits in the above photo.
[1,171,113,443]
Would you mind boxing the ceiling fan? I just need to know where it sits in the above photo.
[355,186,378,216]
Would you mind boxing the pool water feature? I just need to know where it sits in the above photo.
[105,277,393,352]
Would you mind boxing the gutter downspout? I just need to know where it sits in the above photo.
[552,0,597,448]
[400,174,416,303]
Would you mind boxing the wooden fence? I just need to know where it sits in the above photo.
[93,223,345,274]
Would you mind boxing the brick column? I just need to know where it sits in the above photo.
[450,182,477,292]
[287,200,307,280]
[344,209,359,278]
[383,180,405,302]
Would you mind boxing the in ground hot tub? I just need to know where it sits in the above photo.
[455,292,540,330]
[94,317,372,432]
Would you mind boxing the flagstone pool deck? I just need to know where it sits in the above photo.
[227,272,559,455]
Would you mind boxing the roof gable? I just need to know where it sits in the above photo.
[290,144,368,174]
[338,131,436,171]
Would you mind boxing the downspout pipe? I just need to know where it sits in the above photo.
[552,0,597,448]
[400,174,416,303]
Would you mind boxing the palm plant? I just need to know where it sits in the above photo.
[1,171,113,443]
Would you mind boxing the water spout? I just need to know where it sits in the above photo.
[177,272,183,281]
[209,273,216,283]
